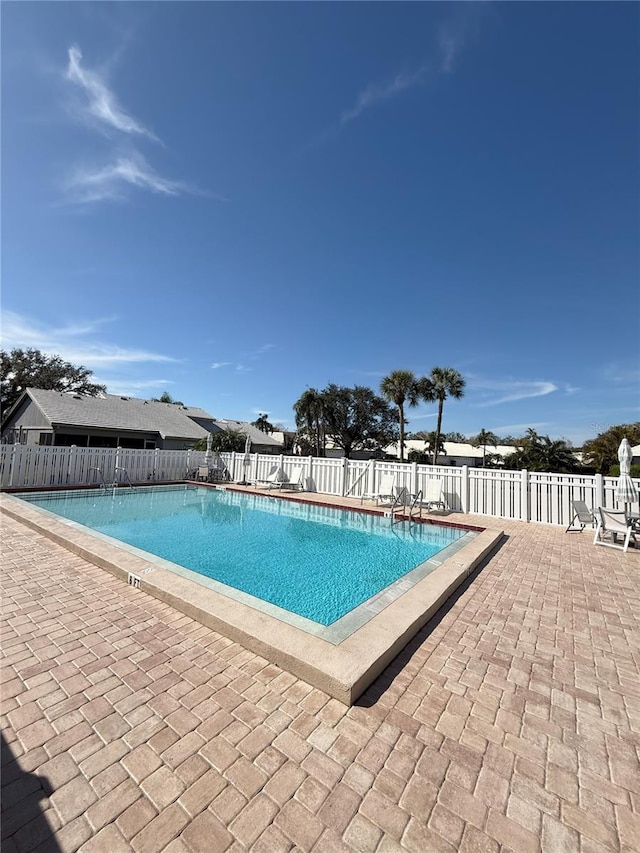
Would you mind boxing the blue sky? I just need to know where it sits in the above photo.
[3,2,639,445]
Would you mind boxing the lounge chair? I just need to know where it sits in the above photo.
[593,507,637,553]
[281,466,305,491]
[361,474,397,506]
[423,478,447,511]
[566,500,595,532]
[254,466,287,489]
[196,466,210,482]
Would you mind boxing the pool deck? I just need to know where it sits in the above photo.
[1,489,639,852]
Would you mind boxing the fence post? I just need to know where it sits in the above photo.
[341,457,349,496]
[594,473,604,509]
[412,461,418,496]
[308,455,313,490]
[521,469,530,522]
[8,444,16,488]
[461,465,469,514]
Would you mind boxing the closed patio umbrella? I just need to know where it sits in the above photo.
[239,434,251,485]
[615,437,638,512]
[205,431,212,465]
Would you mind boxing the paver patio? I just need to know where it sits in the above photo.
[1,501,639,852]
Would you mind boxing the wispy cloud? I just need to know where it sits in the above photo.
[61,44,211,205]
[469,378,559,407]
[66,44,158,141]
[211,362,232,370]
[340,67,429,126]
[1,310,177,370]
[65,153,192,203]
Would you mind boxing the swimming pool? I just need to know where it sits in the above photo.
[17,485,468,626]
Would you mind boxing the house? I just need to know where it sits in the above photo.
[1,388,211,450]
[1,388,287,454]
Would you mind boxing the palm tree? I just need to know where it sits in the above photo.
[471,428,500,468]
[252,413,273,434]
[380,370,425,462]
[428,367,466,465]
[293,388,325,457]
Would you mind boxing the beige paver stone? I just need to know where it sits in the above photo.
[275,798,324,851]
[140,765,186,810]
[180,808,234,851]
[50,775,98,823]
[121,743,163,783]
[178,768,227,817]
[228,793,279,847]
[131,802,189,853]
[79,823,132,852]
[115,797,158,840]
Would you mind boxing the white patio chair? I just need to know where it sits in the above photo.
[361,474,397,506]
[281,466,305,491]
[423,478,447,511]
[254,466,287,490]
[566,500,596,532]
[593,508,637,554]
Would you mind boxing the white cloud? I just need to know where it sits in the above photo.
[1,310,177,370]
[66,153,192,203]
[470,378,559,407]
[66,45,158,141]
[211,362,232,370]
[340,67,429,126]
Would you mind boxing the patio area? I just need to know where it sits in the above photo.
[1,499,639,852]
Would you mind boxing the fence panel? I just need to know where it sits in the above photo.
[468,468,524,519]
[416,465,464,511]
[529,472,598,526]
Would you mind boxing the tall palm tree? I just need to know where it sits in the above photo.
[380,370,425,462]
[293,388,325,457]
[428,367,466,465]
[471,428,500,468]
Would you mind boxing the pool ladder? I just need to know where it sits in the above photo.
[90,466,134,490]
[389,489,423,526]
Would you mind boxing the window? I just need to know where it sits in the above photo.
[39,433,53,446]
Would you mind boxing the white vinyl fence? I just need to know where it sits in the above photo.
[1,444,637,529]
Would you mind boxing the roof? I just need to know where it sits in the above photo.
[385,440,518,459]
[213,419,282,447]
[23,389,210,440]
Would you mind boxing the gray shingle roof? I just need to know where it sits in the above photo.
[27,389,210,440]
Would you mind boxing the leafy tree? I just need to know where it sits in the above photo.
[427,366,466,465]
[582,423,640,475]
[321,384,397,459]
[422,430,447,463]
[252,413,274,434]
[443,431,467,442]
[293,388,326,457]
[505,429,579,473]
[380,370,432,462]
[197,428,247,453]
[152,391,184,405]
[1,347,106,418]
[471,428,500,468]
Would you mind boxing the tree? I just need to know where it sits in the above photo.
[321,384,397,459]
[293,388,326,457]
[196,428,246,453]
[582,423,640,475]
[427,366,465,465]
[1,347,106,418]
[505,429,579,473]
[252,413,274,434]
[152,391,184,405]
[380,370,430,462]
[443,431,467,442]
[471,428,500,468]
[422,430,447,463]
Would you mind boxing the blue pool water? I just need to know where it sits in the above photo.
[17,486,466,626]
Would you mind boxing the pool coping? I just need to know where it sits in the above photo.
[0,490,503,705]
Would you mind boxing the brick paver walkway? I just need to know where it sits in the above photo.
[1,511,639,852]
